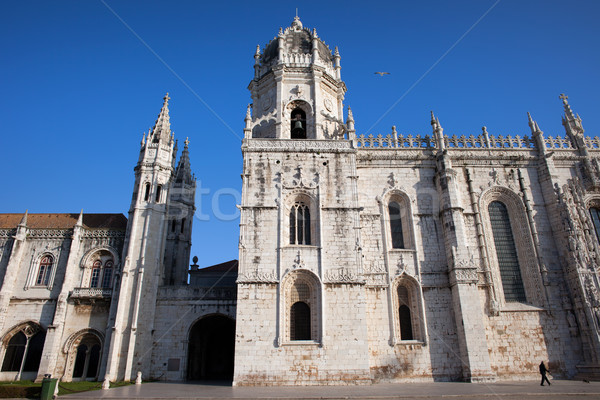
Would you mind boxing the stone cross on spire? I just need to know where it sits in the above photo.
[559,93,568,103]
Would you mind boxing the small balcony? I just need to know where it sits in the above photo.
[70,287,113,304]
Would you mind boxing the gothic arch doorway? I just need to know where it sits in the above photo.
[187,315,235,381]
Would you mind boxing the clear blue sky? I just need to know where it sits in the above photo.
[2,1,599,268]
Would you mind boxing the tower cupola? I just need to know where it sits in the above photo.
[246,17,347,140]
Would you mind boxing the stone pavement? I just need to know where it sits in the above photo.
[60,380,600,399]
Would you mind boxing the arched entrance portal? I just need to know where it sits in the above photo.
[187,315,235,381]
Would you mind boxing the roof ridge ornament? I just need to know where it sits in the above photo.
[291,15,302,29]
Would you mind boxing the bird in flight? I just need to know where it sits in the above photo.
[374,72,390,76]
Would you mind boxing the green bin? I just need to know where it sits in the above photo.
[40,377,58,400]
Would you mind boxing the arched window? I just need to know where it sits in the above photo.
[72,334,101,380]
[590,207,600,244]
[155,185,162,203]
[397,286,413,340]
[35,255,53,287]
[90,258,114,289]
[388,201,404,249]
[489,201,526,302]
[1,331,25,372]
[291,108,307,139]
[290,202,311,245]
[290,282,311,340]
[1,326,45,374]
[143,183,151,202]
[101,261,113,289]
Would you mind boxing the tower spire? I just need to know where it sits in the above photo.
[561,93,584,138]
[174,137,193,185]
[150,93,172,143]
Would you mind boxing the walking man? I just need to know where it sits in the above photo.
[539,361,551,386]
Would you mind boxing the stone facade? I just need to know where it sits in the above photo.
[233,17,600,385]
[1,16,600,387]
[0,97,237,383]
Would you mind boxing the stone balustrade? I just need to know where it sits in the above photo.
[71,287,112,299]
[355,131,600,152]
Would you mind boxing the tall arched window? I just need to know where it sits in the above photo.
[290,202,311,245]
[143,183,151,202]
[397,286,413,340]
[590,207,600,244]
[489,201,526,302]
[72,334,101,380]
[290,108,307,139]
[388,201,404,249]
[1,326,45,375]
[155,185,162,203]
[35,255,53,287]
[290,282,311,340]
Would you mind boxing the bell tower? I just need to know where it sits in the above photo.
[235,18,370,386]
[247,16,346,140]
[104,94,179,381]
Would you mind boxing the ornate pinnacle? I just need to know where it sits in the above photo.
[430,111,436,126]
[278,27,283,37]
[527,112,538,134]
[312,28,318,38]
[334,46,340,57]
[347,106,354,121]
[255,45,260,56]
[163,92,170,105]
[246,104,252,119]
[76,209,84,226]
[19,210,28,227]
[184,137,189,148]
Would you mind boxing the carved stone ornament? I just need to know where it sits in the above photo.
[364,273,388,287]
[282,166,319,189]
[449,248,479,286]
[237,270,278,284]
[293,85,303,98]
[245,139,353,152]
[292,251,305,269]
[395,255,407,276]
[325,267,363,284]
[324,97,333,112]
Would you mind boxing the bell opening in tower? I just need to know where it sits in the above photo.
[291,108,307,139]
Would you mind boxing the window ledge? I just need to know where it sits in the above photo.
[388,248,416,253]
[501,302,545,312]
[281,340,321,347]
[395,340,425,347]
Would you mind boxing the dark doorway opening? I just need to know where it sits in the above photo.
[187,315,235,381]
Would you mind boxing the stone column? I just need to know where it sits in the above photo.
[0,214,29,333]
[36,213,84,381]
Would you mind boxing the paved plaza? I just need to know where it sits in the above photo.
[60,380,600,399]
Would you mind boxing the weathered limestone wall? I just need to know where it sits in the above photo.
[234,283,371,386]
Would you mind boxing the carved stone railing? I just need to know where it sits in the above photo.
[446,134,535,149]
[71,287,112,299]
[355,134,434,148]
[585,136,600,149]
[355,132,600,152]
[544,135,574,149]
